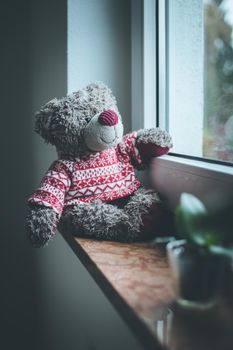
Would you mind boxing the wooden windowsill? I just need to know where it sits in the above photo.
[62,233,174,350]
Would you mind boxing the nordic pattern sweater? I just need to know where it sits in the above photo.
[28,132,144,217]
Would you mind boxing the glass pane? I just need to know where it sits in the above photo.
[204,0,233,162]
[167,0,233,164]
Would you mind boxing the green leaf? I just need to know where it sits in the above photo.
[180,193,207,216]
[176,193,208,247]
[176,193,206,236]
[209,245,233,258]
[175,192,233,251]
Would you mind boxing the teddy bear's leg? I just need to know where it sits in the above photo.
[122,188,167,241]
[59,202,136,242]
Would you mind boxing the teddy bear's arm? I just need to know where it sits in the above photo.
[135,128,172,163]
[121,129,172,170]
[26,160,72,247]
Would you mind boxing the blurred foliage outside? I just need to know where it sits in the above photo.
[204,0,233,163]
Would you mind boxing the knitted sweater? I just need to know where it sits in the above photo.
[28,132,144,217]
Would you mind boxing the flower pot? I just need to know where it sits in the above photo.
[167,240,224,309]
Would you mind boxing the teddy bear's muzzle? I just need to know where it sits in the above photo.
[83,109,124,152]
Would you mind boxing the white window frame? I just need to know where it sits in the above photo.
[131,0,233,210]
[131,0,157,130]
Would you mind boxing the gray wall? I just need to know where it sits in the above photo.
[0,1,41,348]
[68,0,132,132]
[0,1,142,349]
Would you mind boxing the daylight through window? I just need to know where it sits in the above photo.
[166,0,233,163]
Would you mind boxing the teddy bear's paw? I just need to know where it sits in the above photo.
[26,206,58,247]
[122,189,162,239]
[137,128,173,148]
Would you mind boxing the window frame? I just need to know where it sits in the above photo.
[131,0,157,130]
[131,0,233,210]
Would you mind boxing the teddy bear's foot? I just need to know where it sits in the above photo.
[123,188,164,241]
[59,202,138,242]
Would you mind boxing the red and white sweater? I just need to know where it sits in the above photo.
[28,132,144,217]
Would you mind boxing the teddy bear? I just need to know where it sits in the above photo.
[26,82,172,247]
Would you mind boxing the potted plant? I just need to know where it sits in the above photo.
[167,193,233,309]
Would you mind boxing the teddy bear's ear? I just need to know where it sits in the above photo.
[35,98,60,143]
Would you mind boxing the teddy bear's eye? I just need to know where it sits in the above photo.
[85,116,92,123]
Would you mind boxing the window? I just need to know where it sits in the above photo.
[162,0,233,164]
[131,0,233,209]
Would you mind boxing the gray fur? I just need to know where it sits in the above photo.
[137,128,173,148]
[59,189,161,243]
[124,188,161,232]
[59,201,131,241]
[26,206,58,247]
[35,82,120,157]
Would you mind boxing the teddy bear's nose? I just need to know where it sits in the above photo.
[98,110,118,126]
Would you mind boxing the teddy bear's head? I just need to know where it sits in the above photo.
[35,82,124,156]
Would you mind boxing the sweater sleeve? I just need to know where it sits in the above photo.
[28,160,72,217]
[119,132,145,170]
